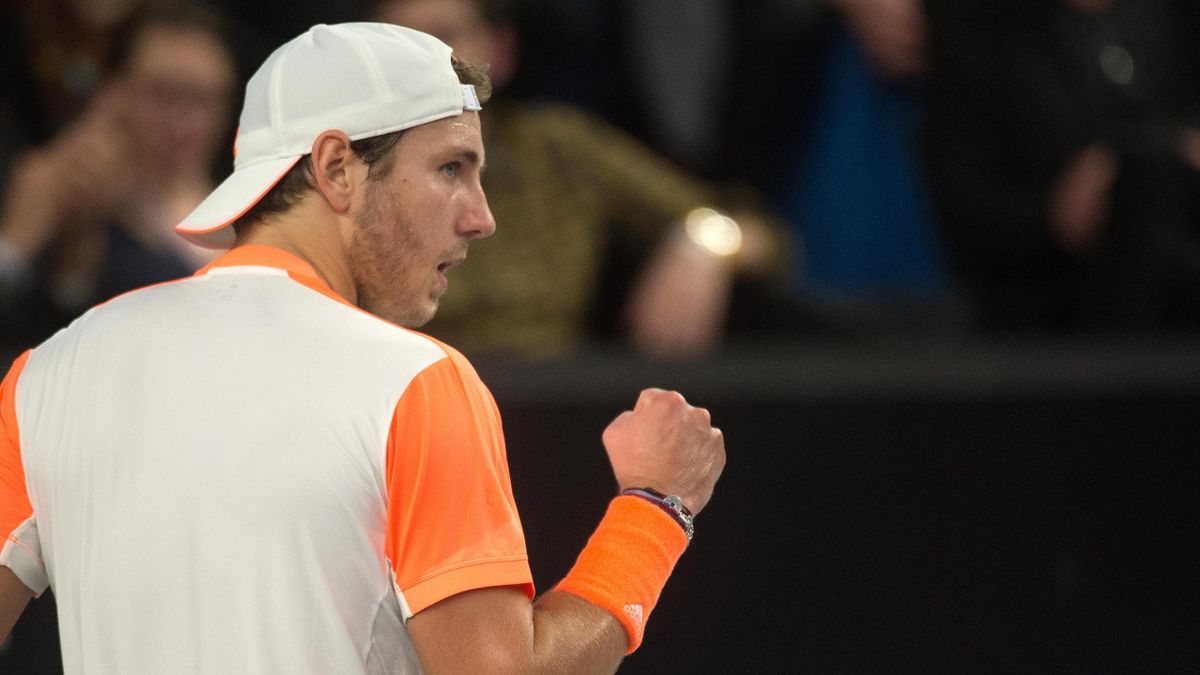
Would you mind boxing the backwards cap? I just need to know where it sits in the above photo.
[176,22,482,249]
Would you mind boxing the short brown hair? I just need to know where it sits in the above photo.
[235,55,491,228]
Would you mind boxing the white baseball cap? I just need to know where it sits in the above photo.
[176,22,483,249]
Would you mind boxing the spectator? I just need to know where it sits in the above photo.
[614,0,735,174]
[718,0,950,332]
[370,0,793,360]
[794,0,945,300]
[924,0,1200,332]
[0,1,237,347]
[207,0,364,91]
[0,0,146,154]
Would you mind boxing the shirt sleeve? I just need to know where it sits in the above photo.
[383,346,533,618]
[534,104,791,275]
[0,350,48,595]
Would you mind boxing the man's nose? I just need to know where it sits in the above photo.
[460,186,496,239]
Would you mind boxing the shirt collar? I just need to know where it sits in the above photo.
[196,245,337,297]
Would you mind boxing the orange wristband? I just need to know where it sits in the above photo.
[555,495,689,653]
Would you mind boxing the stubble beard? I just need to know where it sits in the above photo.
[349,182,434,328]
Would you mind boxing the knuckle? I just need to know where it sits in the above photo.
[663,390,687,409]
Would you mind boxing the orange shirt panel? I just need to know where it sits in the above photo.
[0,352,33,548]
[385,348,533,615]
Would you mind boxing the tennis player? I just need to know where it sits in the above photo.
[0,22,724,673]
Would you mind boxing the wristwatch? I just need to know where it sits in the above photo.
[622,488,695,543]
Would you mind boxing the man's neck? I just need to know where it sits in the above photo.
[234,211,357,304]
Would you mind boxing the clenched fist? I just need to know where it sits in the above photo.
[602,388,726,516]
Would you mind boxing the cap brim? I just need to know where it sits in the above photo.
[176,155,303,249]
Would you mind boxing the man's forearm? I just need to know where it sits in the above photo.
[410,389,722,673]
[409,497,690,674]
[527,591,627,675]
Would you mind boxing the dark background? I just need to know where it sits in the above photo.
[2,338,1198,672]
[493,340,1199,673]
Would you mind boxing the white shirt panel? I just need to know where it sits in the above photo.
[17,265,444,673]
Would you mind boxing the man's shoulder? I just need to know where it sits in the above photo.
[21,273,462,413]
[397,330,482,384]
[30,271,452,374]
[32,274,197,348]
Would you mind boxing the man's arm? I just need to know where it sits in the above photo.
[409,586,626,674]
[407,388,724,674]
[0,565,33,642]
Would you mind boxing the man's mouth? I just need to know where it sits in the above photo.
[435,256,466,291]
[437,257,464,274]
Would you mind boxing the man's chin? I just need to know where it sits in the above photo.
[398,300,439,329]
[361,297,438,329]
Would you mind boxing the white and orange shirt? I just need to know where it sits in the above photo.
[0,245,533,673]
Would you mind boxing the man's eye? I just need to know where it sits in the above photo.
[441,162,459,177]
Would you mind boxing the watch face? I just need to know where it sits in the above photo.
[664,495,690,517]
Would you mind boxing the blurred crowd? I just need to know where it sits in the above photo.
[2,0,1199,362]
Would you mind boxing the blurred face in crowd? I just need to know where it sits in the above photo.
[121,23,236,177]
[374,0,491,64]
[373,0,517,90]
[350,114,496,327]
[69,0,140,28]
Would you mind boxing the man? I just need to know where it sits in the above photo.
[371,0,790,360]
[0,23,725,673]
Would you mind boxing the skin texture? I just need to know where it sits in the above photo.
[604,388,725,515]
[235,114,495,326]
[408,587,627,674]
[347,116,494,327]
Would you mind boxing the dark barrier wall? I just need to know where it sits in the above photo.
[2,339,1198,672]
[493,340,1200,673]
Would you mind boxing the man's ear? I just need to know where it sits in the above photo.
[309,130,362,214]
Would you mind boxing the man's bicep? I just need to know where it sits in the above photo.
[0,564,34,641]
